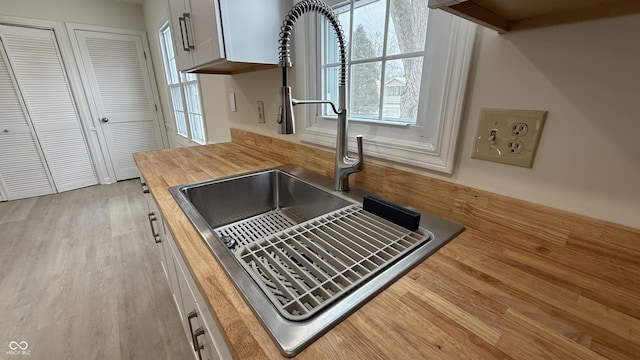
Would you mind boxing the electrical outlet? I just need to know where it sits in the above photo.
[507,141,524,154]
[511,123,528,137]
[256,101,265,123]
[471,108,547,168]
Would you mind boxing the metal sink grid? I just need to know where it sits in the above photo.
[217,204,431,321]
[215,210,297,250]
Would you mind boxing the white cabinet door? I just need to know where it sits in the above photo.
[168,0,223,72]
[0,25,98,193]
[166,229,223,360]
[167,0,284,72]
[169,0,195,70]
[74,30,163,181]
[187,0,224,67]
[144,191,168,282]
[173,241,202,359]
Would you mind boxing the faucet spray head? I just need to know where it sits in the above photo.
[278,86,295,134]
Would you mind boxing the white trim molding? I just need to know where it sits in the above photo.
[296,8,477,174]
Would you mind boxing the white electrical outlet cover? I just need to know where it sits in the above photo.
[471,108,547,168]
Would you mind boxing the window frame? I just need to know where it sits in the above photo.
[295,1,477,173]
[158,22,206,146]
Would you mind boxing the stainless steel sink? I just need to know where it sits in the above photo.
[180,168,352,229]
[170,164,464,357]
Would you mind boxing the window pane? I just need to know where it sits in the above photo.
[169,85,183,111]
[184,83,201,115]
[160,27,180,85]
[168,58,179,84]
[382,57,422,123]
[189,112,205,144]
[322,65,339,116]
[351,0,385,60]
[323,6,350,64]
[174,110,187,137]
[350,61,381,119]
[184,82,205,144]
[180,72,197,83]
[386,1,429,56]
[165,34,175,60]
[159,30,172,85]
[169,86,187,136]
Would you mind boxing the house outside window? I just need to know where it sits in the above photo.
[158,23,205,145]
[384,79,406,118]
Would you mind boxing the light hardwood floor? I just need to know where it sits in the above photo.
[0,180,192,360]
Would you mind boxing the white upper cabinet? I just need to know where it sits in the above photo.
[168,0,289,74]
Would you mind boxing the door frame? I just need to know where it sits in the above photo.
[66,23,169,184]
[0,15,107,185]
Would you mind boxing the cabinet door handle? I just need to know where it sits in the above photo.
[187,310,204,357]
[140,181,150,194]
[193,327,205,360]
[178,16,190,52]
[147,212,161,243]
[183,13,195,50]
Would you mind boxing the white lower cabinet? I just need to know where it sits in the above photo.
[140,178,231,360]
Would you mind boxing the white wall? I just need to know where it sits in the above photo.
[455,15,640,229]
[197,13,640,229]
[199,75,232,144]
[0,0,145,30]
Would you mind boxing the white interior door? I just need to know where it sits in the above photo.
[0,39,56,201]
[0,25,97,194]
[74,30,163,181]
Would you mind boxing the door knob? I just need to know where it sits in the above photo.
[100,117,109,123]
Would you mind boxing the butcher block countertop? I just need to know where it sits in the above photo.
[134,129,640,360]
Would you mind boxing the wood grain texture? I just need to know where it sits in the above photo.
[134,128,640,359]
[438,0,640,32]
[0,180,191,359]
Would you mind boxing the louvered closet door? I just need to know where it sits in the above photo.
[0,25,98,193]
[0,40,56,201]
[75,30,163,181]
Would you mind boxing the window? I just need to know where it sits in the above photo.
[296,0,477,173]
[158,24,205,145]
[322,0,427,125]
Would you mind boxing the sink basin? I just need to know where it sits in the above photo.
[181,168,352,230]
[170,164,464,357]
